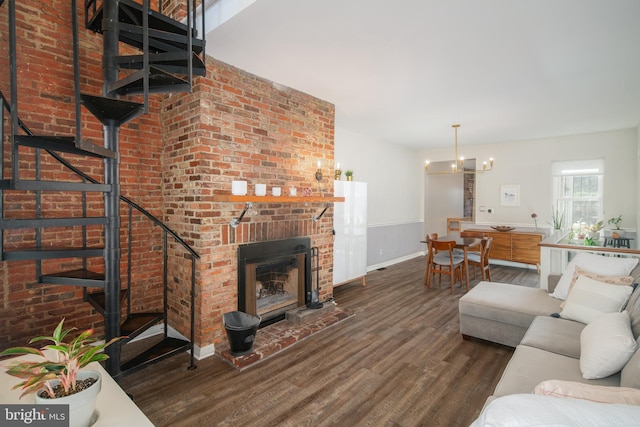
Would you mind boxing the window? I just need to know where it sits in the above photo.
[552,159,604,229]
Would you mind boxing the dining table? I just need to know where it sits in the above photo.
[422,235,482,292]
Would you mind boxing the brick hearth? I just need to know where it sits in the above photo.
[216,303,354,370]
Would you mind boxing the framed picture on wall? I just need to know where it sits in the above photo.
[500,185,520,207]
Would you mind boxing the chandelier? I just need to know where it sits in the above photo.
[424,124,493,174]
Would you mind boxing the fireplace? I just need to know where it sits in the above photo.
[237,237,312,326]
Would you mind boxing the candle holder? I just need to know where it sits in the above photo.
[315,167,324,197]
[334,169,342,180]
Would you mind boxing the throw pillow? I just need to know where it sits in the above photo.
[560,266,634,308]
[560,275,633,324]
[534,379,640,405]
[579,311,638,379]
[550,253,638,301]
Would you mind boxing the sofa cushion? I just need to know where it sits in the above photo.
[493,345,620,397]
[580,311,638,379]
[534,380,640,405]
[460,282,562,329]
[520,316,584,359]
[559,275,633,324]
[621,344,640,389]
[550,253,638,300]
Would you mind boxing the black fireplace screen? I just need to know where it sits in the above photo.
[237,237,312,325]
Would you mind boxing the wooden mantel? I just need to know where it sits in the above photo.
[213,195,345,203]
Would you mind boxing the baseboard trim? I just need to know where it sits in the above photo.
[367,252,423,272]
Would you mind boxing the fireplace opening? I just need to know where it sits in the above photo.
[237,237,312,327]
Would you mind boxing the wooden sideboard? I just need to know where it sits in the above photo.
[466,229,545,267]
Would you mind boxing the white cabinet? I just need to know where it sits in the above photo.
[333,180,367,287]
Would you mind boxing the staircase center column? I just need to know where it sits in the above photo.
[102,0,122,376]
[103,122,121,376]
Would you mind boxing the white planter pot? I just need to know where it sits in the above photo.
[35,370,101,427]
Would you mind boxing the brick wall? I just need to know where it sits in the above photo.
[162,59,336,349]
[0,0,336,355]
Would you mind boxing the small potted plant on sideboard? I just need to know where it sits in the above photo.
[0,318,123,427]
[608,215,624,238]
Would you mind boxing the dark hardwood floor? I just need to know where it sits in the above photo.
[119,257,539,426]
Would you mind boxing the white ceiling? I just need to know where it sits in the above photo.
[203,0,640,149]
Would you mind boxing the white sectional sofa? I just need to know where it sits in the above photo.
[460,253,640,425]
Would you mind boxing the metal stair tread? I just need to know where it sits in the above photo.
[121,312,164,338]
[14,135,115,159]
[41,268,105,287]
[0,179,111,192]
[0,216,107,229]
[108,66,191,96]
[116,51,206,76]
[117,22,205,55]
[86,290,128,316]
[2,246,104,261]
[86,0,204,53]
[80,94,145,126]
[120,336,190,375]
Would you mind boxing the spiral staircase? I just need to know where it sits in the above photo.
[1,0,205,378]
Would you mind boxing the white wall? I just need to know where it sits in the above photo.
[334,125,425,267]
[424,164,464,236]
[420,128,639,232]
[334,126,423,226]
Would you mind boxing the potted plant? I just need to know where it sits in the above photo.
[608,215,624,238]
[0,318,123,427]
[549,206,565,231]
[572,222,587,240]
[345,170,353,181]
[586,220,604,240]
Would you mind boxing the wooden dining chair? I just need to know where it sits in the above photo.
[467,236,493,281]
[426,239,464,293]
[424,233,439,286]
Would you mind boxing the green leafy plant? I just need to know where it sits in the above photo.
[586,220,604,233]
[345,170,353,177]
[608,215,623,230]
[0,318,123,399]
[549,206,565,230]
[584,236,596,246]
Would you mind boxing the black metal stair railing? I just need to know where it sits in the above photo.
[0,90,200,374]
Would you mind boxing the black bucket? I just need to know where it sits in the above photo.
[223,311,261,356]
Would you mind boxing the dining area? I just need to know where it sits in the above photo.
[422,232,493,293]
